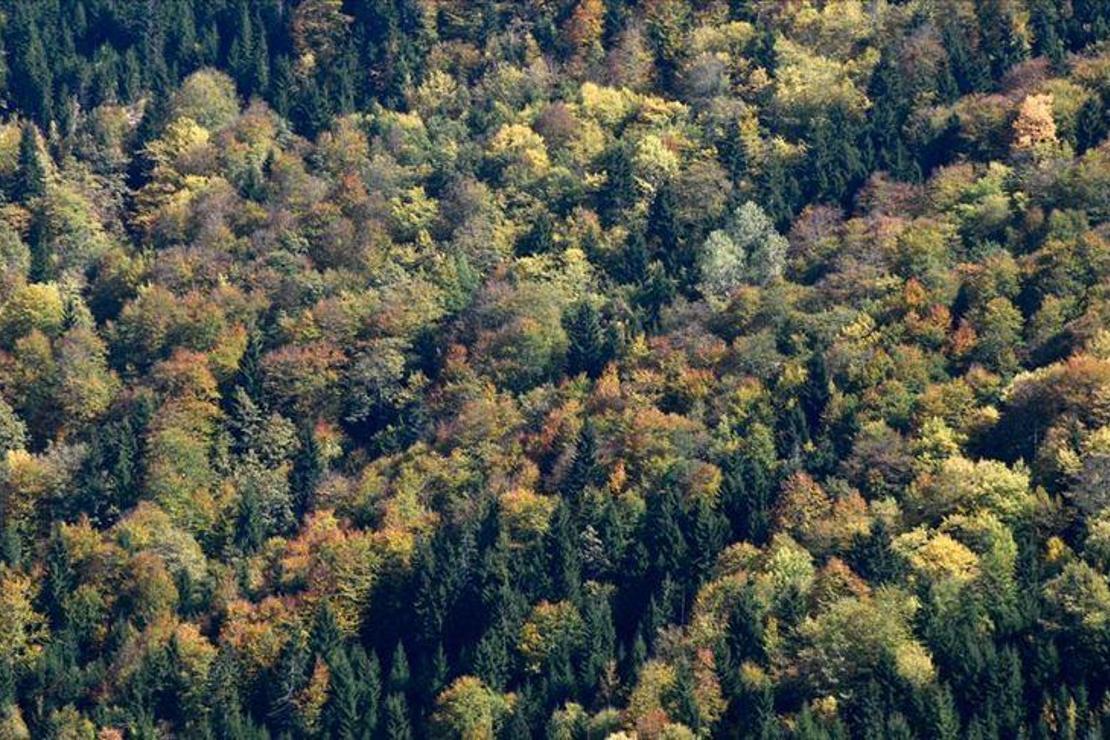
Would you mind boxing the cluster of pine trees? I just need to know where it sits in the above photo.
[0,0,1108,738]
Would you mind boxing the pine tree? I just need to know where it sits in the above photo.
[228,1,255,92]
[598,143,637,226]
[564,423,602,505]
[620,230,651,285]
[384,692,413,740]
[927,683,961,740]
[646,484,687,583]
[564,302,609,379]
[976,0,1028,79]
[637,261,676,330]
[668,659,702,731]
[42,527,73,629]
[389,642,411,695]
[14,122,46,203]
[351,644,382,736]
[1075,96,1108,154]
[8,12,54,125]
[719,116,749,185]
[311,602,343,659]
[326,648,361,739]
[993,647,1024,737]
[1028,0,1066,71]
[517,211,555,256]
[291,421,322,518]
[690,495,726,585]
[581,590,616,698]
[942,21,990,94]
[720,452,772,545]
[546,502,581,602]
[270,633,310,734]
[270,56,297,119]
[754,682,780,740]
[647,184,685,277]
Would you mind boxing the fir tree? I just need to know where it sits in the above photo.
[927,683,961,740]
[384,692,413,740]
[564,302,609,379]
[690,495,727,585]
[647,184,685,277]
[325,648,361,739]
[545,503,580,603]
[290,421,322,518]
[389,642,411,695]
[14,122,46,203]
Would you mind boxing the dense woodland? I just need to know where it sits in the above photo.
[0,0,1108,738]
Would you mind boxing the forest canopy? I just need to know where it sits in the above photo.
[0,0,1108,738]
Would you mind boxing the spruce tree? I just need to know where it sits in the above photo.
[564,302,609,379]
[290,421,322,518]
[384,692,413,740]
[325,648,361,740]
[690,495,726,585]
[351,644,382,736]
[647,184,685,277]
[389,642,411,695]
[310,602,343,659]
[927,684,961,740]
[547,502,582,602]
[15,122,46,203]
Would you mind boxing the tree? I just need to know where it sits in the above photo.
[698,202,787,302]
[389,642,411,695]
[430,676,513,740]
[1028,0,1066,70]
[648,184,686,277]
[564,302,609,379]
[7,11,53,125]
[14,122,46,203]
[385,692,413,740]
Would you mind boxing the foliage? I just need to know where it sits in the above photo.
[0,1,1105,737]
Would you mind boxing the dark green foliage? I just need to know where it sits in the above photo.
[384,692,413,740]
[564,302,610,379]
[15,122,46,203]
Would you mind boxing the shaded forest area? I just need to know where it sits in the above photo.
[0,0,1109,738]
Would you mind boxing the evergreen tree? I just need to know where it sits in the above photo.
[647,184,686,277]
[976,0,1028,79]
[546,502,582,602]
[389,642,411,695]
[14,122,46,203]
[290,421,322,519]
[637,261,676,330]
[564,302,609,379]
[690,494,726,585]
[353,645,382,736]
[1028,0,1067,71]
[42,527,72,630]
[942,21,990,94]
[311,602,343,659]
[620,230,651,286]
[598,143,638,226]
[384,692,413,740]
[325,648,361,739]
[668,658,702,732]
[8,12,53,125]
[1075,95,1108,154]
[927,683,961,740]
[646,484,687,584]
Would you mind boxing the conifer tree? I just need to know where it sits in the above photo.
[384,692,413,740]
[564,302,609,379]
[389,642,411,695]
[15,122,46,203]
